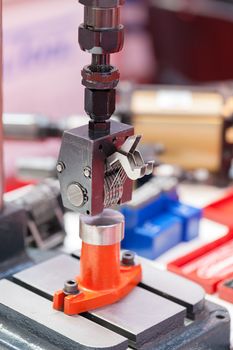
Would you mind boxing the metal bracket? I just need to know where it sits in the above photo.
[107,135,154,181]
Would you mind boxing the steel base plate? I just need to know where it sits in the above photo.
[0,253,230,349]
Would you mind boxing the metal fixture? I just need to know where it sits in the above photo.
[54,0,153,314]
[57,0,153,216]
[0,4,3,212]
[53,209,142,315]
[9,179,65,250]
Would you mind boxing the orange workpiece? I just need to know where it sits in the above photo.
[53,242,142,315]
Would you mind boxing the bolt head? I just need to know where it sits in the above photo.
[122,251,135,266]
[84,167,91,178]
[67,183,87,207]
[57,162,65,173]
[63,280,79,295]
[85,88,116,122]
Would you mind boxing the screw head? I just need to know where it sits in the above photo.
[67,183,87,207]
[122,251,135,266]
[57,162,65,173]
[63,280,79,295]
[84,167,91,178]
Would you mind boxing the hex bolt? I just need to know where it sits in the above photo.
[84,167,91,178]
[57,162,65,173]
[121,251,135,266]
[63,280,80,295]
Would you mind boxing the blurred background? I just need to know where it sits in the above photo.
[2,0,233,188]
[2,0,233,321]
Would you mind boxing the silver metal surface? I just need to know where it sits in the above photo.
[83,166,91,178]
[90,286,185,346]
[3,113,48,140]
[91,53,110,66]
[67,183,86,208]
[14,255,79,296]
[14,254,186,347]
[72,250,205,315]
[0,279,128,350]
[104,161,126,207]
[80,209,124,245]
[107,135,154,181]
[84,7,120,29]
[57,162,65,173]
[140,258,205,314]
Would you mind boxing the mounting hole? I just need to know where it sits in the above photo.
[112,137,117,144]
[216,314,225,320]
[99,144,103,150]
[86,210,90,215]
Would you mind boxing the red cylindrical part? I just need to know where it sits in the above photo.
[79,242,121,291]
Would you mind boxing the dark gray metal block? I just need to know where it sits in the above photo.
[0,203,27,263]
[0,203,31,279]
[58,121,133,215]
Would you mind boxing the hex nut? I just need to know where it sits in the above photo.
[79,25,124,54]
[85,88,116,121]
[82,65,120,90]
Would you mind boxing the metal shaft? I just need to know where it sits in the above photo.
[79,0,125,134]
[0,0,4,211]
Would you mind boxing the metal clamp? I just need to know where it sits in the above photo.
[107,135,154,181]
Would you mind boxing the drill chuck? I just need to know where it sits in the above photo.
[78,0,125,132]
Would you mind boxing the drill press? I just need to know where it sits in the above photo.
[53,0,153,315]
[0,2,231,349]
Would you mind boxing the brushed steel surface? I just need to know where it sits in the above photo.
[72,250,205,315]
[67,183,86,208]
[0,279,128,350]
[14,255,79,296]
[89,286,185,346]
[84,7,120,29]
[140,258,205,314]
[80,209,124,245]
[14,254,186,347]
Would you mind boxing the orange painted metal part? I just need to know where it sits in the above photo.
[53,242,142,315]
